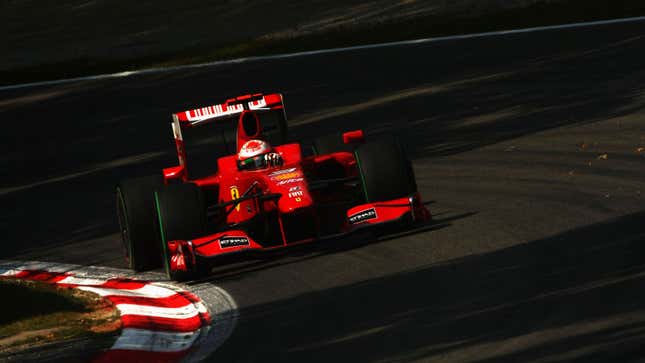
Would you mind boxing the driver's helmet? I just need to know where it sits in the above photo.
[238,139,272,170]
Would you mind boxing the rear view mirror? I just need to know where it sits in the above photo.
[343,130,365,144]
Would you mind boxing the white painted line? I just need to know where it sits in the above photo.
[0,268,29,277]
[77,284,179,298]
[112,328,200,352]
[196,302,209,315]
[57,276,111,285]
[116,303,200,319]
[1,15,644,92]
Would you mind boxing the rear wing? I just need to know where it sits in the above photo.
[168,93,287,179]
[172,93,285,127]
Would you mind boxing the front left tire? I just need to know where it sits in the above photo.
[116,175,163,271]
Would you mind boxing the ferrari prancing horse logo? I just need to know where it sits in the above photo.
[230,186,241,211]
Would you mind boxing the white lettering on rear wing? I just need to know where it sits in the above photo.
[175,97,271,125]
[186,103,245,123]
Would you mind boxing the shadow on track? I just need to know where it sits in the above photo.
[288,31,645,160]
[212,210,645,362]
[189,211,476,284]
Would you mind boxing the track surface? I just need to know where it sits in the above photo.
[2,21,645,362]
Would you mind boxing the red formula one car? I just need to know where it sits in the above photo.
[116,93,430,280]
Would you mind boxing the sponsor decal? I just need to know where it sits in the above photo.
[249,98,267,109]
[230,186,241,211]
[269,168,296,177]
[272,172,300,181]
[277,178,304,185]
[348,208,378,224]
[183,99,268,123]
[219,236,250,249]
[288,191,304,198]
[270,168,302,185]
[185,103,245,122]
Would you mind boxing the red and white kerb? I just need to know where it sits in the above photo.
[0,265,212,363]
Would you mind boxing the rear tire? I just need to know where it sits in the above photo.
[313,133,353,155]
[266,112,288,147]
[154,183,207,281]
[354,137,417,202]
[116,175,163,272]
[253,112,288,149]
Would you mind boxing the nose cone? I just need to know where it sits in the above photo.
[265,167,313,213]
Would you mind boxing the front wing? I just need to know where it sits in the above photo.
[166,193,430,273]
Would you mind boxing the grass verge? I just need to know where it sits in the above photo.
[0,278,120,353]
[2,0,645,86]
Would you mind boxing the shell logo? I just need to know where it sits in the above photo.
[273,172,299,181]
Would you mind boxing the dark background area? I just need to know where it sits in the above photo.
[3,0,645,85]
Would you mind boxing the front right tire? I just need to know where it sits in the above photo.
[354,137,417,202]
[154,183,207,281]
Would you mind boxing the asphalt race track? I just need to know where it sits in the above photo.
[2,20,645,362]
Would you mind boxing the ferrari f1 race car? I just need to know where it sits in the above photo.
[116,93,430,280]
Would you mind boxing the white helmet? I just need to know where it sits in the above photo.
[239,139,271,161]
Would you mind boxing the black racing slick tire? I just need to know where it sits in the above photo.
[154,183,207,281]
[354,137,417,202]
[313,133,353,155]
[264,113,288,147]
[116,175,163,272]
